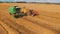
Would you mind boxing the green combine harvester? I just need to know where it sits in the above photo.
[9,6,38,18]
[9,6,27,18]
[9,6,21,18]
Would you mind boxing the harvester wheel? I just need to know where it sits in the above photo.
[9,13,12,15]
[21,12,27,16]
[13,14,20,18]
[24,13,27,16]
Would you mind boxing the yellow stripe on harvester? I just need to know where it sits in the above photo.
[21,8,27,13]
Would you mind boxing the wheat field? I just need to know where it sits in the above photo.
[0,3,60,34]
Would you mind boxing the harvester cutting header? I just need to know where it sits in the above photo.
[9,6,38,18]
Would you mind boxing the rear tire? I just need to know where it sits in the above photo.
[9,13,12,15]
[13,15,20,18]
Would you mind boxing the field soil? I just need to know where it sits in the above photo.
[0,3,60,34]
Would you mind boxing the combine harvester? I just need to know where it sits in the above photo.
[9,6,38,18]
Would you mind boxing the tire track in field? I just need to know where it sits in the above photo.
[0,17,22,34]
[0,20,21,34]
[0,22,9,34]
[22,16,60,34]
